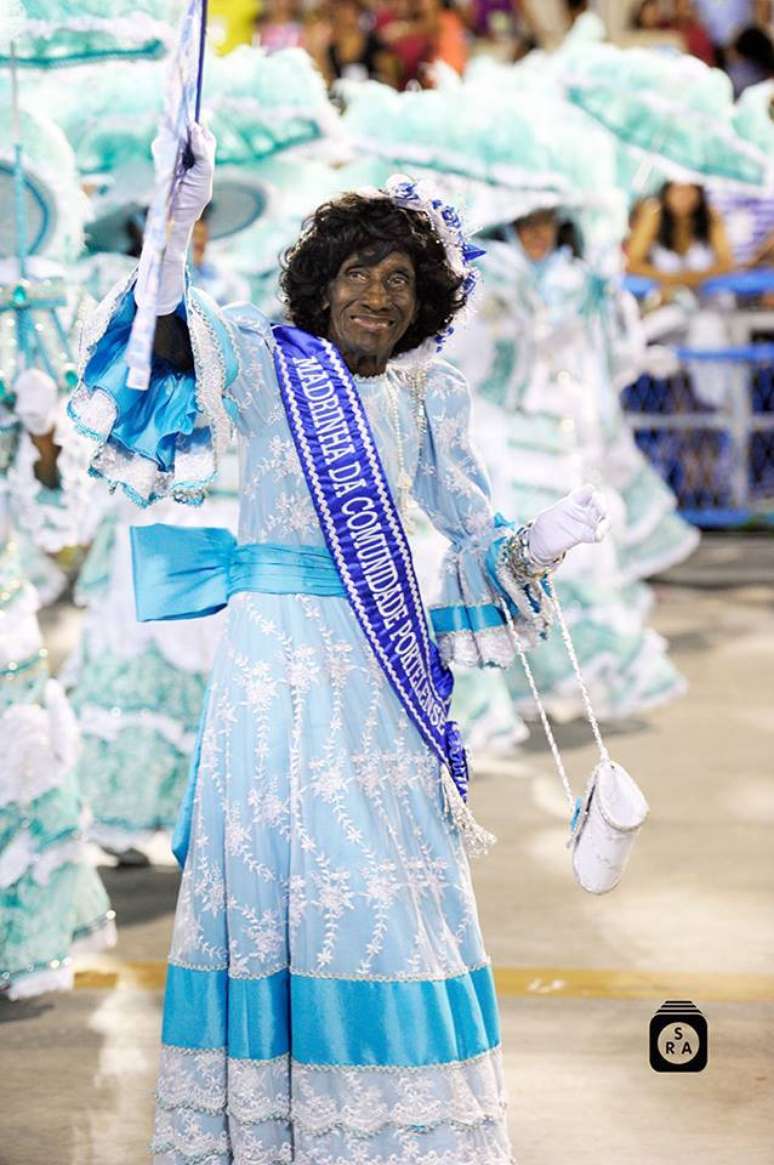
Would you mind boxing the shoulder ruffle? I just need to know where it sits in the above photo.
[68,272,240,507]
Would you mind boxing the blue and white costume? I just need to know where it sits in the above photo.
[448,238,699,721]
[0,324,116,999]
[0,99,117,994]
[69,252,559,1161]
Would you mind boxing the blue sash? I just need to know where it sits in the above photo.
[272,325,469,800]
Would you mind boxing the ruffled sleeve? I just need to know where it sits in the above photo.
[412,359,553,669]
[67,271,276,507]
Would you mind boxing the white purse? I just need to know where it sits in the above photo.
[566,758,650,894]
[514,593,650,894]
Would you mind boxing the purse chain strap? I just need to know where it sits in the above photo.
[499,587,610,812]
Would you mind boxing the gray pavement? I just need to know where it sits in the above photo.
[3,535,773,1164]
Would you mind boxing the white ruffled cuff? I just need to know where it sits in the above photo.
[430,519,554,669]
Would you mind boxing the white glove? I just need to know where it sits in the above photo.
[13,368,58,436]
[528,484,609,568]
[135,122,216,314]
[163,122,216,257]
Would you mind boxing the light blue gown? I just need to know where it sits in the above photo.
[69,275,551,1164]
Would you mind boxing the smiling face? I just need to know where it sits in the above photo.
[325,249,418,376]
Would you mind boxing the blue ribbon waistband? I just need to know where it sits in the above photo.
[130,524,345,622]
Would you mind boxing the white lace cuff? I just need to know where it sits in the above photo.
[430,520,554,669]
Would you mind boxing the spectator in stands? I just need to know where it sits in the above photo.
[375,0,435,87]
[322,0,392,83]
[431,0,471,74]
[253,0,304,52]
[692,0,772,60]
[468,0,517,37]
[628,183,739,409]
[726,24,774,93]
[627,182,734,290]
[673,0,715,63]
[631,0,668,30]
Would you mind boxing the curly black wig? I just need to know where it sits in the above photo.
[280,193,467,356]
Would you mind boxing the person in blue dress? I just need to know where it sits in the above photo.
[70,126,608,1164]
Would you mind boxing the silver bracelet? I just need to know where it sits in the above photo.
[497,523,565,585]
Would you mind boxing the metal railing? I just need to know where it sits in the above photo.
[622,344,774,527]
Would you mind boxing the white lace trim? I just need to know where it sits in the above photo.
[156,1047,288,1120]
[68,385,117,445]
[89,427,212,507]
[293,1052,507,1136]
[154,1045,507,1135]
[289,959,491,982]
[433,531,553,672]
[152,1106,291,1164]
[77,268,135,379]
[152,1107,511,1165]
[2,914,115,1000]
[71,273,229,507]
[434,625,518,670]
[188,290,234,467]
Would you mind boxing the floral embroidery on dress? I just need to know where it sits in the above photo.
[68,288,522,1162]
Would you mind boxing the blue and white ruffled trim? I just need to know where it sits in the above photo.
[68,274,236,508]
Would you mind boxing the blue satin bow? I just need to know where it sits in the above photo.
[130,524,346,623]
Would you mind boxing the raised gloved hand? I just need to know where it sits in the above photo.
[163,123,216,257]
[135,122,216,314]
[13,368,58,436]
[528,484,609,568]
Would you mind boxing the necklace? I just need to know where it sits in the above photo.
[384,373,415,526]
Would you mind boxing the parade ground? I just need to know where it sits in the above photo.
[2,534,772,1165]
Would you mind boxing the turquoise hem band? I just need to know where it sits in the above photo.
[292,964,500,1066]
[162,965,290,1060]
[161,963,500,1067]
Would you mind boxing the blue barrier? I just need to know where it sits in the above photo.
[678,508,774,528]
[700,268,774,297]
[621,268,774,300]
[623,343,774,527]
[622,274,657,299]
[673,344,774,362]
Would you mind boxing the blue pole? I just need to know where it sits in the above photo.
[10,44,28,281]
[9,41,33,377]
